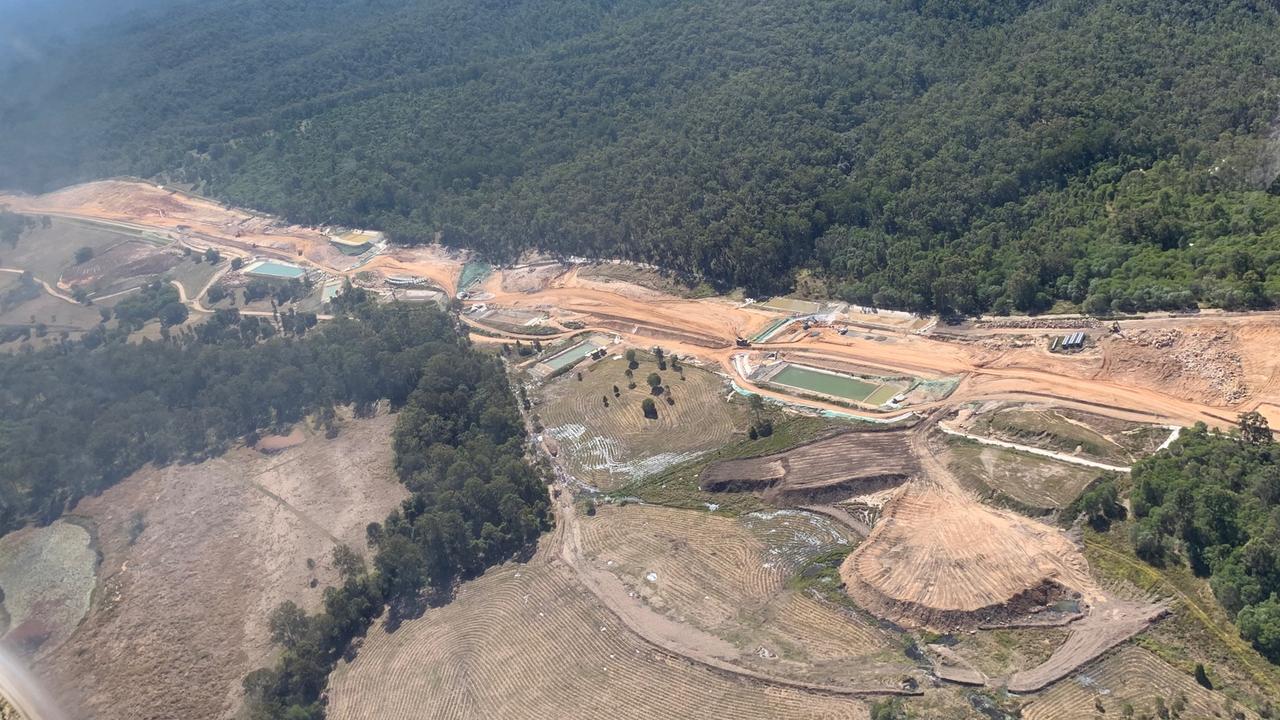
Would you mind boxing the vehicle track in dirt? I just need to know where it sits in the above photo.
[13,179,1280,431]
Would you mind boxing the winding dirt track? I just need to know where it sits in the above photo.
[0,267,78,304]
[551,484,918,699]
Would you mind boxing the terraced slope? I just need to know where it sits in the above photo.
[1022,645,1260,720]
[700,430,918,503]
[840,484,1096,628]
[327,554,871,720]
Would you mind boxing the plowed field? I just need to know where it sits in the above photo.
[1022,645,1259,720]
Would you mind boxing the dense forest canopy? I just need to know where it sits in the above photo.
[4,0,1280,312]
[1128,416,1280,664]
[0,298,451,533]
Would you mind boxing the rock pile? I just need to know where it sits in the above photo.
[1123,328,1247,404]
[977,318,1099,330]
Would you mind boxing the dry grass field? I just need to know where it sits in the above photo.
[943,438,1102,511]
[539,357,747,490]
[0,292,105,340]
[0,213,221,348]
[328,542,875,720]
[0,217,149,283]
[35,412,408,720]
[944,626,1070,679]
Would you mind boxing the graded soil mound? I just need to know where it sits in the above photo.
[700,430,918,504]
[839,483,1096,629]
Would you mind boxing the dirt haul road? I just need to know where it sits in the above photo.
[479,265,1267,429]
[5,179,1276,429]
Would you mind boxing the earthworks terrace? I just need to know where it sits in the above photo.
[699,428,919,503]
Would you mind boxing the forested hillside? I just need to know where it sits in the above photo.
[0,297,546,547]
[4,0,1280,313]
[1129,415,1280,664]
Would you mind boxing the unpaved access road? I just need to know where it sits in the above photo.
[9,179,1278,430]
[551,486,919,698]
[0,267,78,304]
[936,423,1138,473]
[462,262,1273,429]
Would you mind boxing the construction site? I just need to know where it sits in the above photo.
[3,179,1280,718]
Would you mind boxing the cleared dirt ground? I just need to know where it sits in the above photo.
[17,182,1280,431]
[577,263,712,299]
[1,180,465,295]
[36,413,407,720]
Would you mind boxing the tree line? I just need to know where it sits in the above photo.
[0,295,467,533]
[243,311,551,719]
[2,1,1280,314]
[1128,414,1280,664]
[0,289,552,717]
